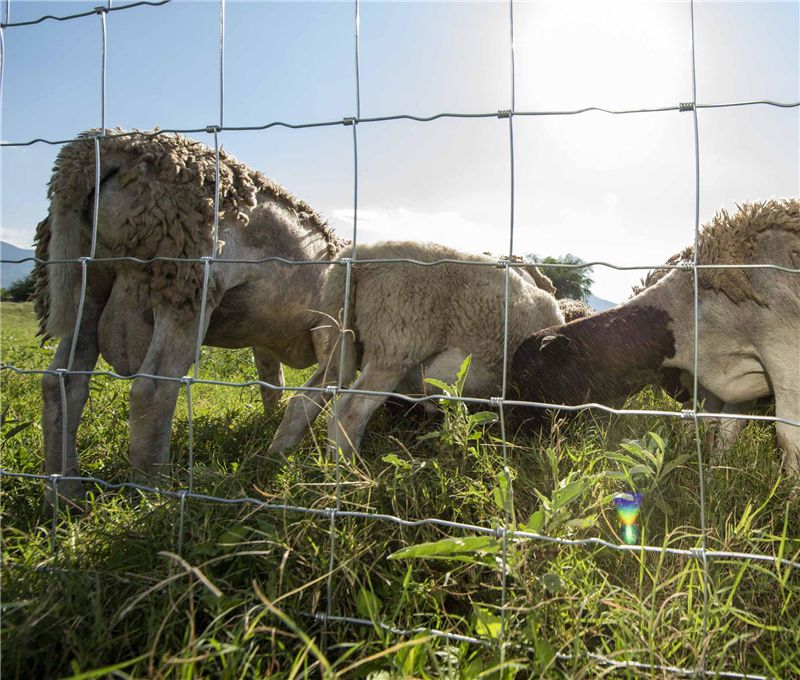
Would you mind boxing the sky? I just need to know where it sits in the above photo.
[1,0,798,301]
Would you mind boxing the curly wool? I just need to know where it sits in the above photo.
[698,198,799,305]
[632,198,799,305]
[558,297,593,322]
[32,215,51,339]
[35,129,346,329]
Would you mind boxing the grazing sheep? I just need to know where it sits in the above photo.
[558,298,594,322]
[512,199,800,475]
[36,129,346,494]
[269,242,565,454]
[634,248,775,459]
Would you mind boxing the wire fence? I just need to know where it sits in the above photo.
[1,0,799,677]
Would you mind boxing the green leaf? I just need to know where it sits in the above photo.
[541,573,562,593]
[525,509,546,533]
[423,377,451,394]
[468,411,498,428]
[621,441,659,466]
[356,587,381,620]
[628,464,654,478]
[389,536,499,562]
[534,637,556,669]
[493,470,513,515]
[648,431,666,453]
[454,355,472,395]
[381,453,411,470]
[551,479,592,511]
[564,515,597,530]
[473,605,502,639]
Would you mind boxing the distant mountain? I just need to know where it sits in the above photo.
[587,293,615,312]
[1,242,35,289]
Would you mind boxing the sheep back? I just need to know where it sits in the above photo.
[320,241,564,380]
[632,199,799,305]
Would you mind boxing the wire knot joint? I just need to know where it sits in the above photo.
[679,102,695,112]
[689,547,706,562]
[680,409,697,420]
[342,117,357,126]
[497,109,512,119]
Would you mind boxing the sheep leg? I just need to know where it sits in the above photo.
[269,327,358,454]
[253,347,284,410]
[327,362,407,455]
[705,400,754,466]
[773,387,800,478]
[41,297,103,500]
[268,364,334,454]
[127,304,211,483]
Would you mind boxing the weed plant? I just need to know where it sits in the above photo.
[1,302,798,678]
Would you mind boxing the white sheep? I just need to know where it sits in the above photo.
[36,129,347,495]
[511,198,800,475]
[269,241,565,454]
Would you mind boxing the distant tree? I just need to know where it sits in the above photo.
[1,273,35,302]
[526,253,594,301]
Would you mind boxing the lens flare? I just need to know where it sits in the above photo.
[622,524,639,545]
[613,492,643,545]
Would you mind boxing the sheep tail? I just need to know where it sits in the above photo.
[44,203,89,338]
[43,131,122,338]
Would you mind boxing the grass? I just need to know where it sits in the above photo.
[1,300,798,678]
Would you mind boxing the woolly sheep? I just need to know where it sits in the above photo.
[632,247,773,459]
[557,298,594,322]
[511,198,800,476]
[36,129,347,496]
[269,241,565,454]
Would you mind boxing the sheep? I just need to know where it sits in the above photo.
[269,241,565,454]
[511,198,800,475]
[557,297,594,322]
[632,247,773,458]
[36,129,347,496]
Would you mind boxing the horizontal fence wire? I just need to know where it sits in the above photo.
[1,99,798,147]
[1,0,798,678]
[0,0,171,28]
[2,470,798,572]
[2,365,799,429]
[3,255,800,276]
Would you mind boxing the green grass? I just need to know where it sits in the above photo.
[1,300,798,678]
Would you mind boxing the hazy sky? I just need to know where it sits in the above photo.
[1,0,798,301]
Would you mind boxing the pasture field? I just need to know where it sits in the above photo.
[1,300,798,678]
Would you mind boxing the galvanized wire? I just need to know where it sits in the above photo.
[5,364,798,429]
[2,100,798,148]
[688,2,710,672]
[0,0,171,28]
[3,469,798,572]
[1,3,798,678]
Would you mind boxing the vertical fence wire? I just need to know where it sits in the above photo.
[0,21,5,113]
[183,0,226,552]
[322,0,362,651]
[496,0,518,662]
[688,0,711,670]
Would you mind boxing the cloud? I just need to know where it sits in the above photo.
[330,206,506,254]
[0,226,36,250]
[329,204,644,302]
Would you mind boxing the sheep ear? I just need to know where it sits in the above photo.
[540,333,569,351]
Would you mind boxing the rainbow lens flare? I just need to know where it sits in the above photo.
[613,492,643,545]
